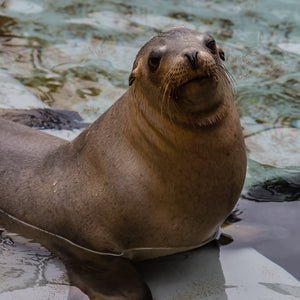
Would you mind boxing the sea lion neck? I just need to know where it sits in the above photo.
[123,87,229,154]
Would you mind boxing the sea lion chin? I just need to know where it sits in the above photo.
[0,28,247,262]
[178,77,219,110]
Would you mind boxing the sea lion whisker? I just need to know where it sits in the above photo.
[161,70,177,122]
[217,64,235,88]
[164,87,175,124]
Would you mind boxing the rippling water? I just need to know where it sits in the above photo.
[0,0,299,298]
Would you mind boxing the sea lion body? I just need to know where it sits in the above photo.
[0,28,246,260]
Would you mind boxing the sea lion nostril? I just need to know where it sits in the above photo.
[185,50,198,70]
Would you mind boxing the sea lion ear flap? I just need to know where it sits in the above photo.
[217,46,225,61]
[129,64,139,86]
[129,70,136,86]
[129,59,141,86]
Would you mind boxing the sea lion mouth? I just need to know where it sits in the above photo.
[177,75,218,105]
[184,76,207,84]
[181,75,214,88]
[177,68,218,88]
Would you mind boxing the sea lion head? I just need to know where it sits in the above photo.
[129,27,232,127]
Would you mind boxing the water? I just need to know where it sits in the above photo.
[0,0,299,298]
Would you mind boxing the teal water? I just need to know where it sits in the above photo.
[0,0,299,297]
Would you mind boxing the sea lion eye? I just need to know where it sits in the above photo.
[148,52,161,72]
[206,39,217,54]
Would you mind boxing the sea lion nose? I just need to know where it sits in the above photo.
[185,50,199,70]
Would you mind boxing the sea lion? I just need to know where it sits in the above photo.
[0,28,247,261]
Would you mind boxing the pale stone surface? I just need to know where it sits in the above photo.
[246,127,300,168]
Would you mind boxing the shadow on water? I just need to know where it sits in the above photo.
[0,211,152,300]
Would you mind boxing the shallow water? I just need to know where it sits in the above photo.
[0,0,299,298]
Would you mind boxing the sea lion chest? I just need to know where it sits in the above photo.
[93,105,246,253]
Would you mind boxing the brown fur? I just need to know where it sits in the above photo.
[0,28,246,261]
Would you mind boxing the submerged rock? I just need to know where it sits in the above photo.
[244,174,300,202]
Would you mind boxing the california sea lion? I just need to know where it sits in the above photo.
[0,28,247,261]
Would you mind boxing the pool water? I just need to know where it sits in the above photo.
[0,0,299,298]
